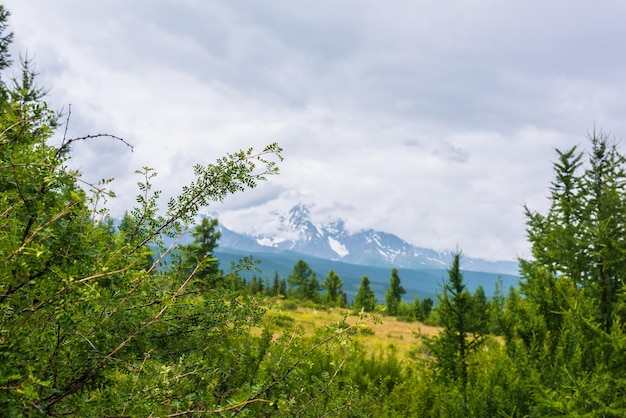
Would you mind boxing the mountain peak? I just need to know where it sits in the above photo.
[217,203,519,275]
[286,203,311,227]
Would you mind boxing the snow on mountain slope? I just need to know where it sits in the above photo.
[327,236,349,257]
[217,204,519,275]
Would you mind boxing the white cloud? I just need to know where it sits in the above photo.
[4,0,626,261]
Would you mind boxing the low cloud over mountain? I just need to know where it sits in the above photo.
[218,204,519,276]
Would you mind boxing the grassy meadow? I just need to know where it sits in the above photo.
[264,300,441,358]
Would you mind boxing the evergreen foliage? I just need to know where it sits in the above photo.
[353,275,377,312]
[504,132,626,415]
[406,295,434,322]
[322,269,347,307]
[177,217,221,282]
[470,285,489,334]
[287,259,319,301]
[421,297,434,319]
[384,268,405,316]
[427,251,485,396]
[411,295,425,321]
[524,131,626,332]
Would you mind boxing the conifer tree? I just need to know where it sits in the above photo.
[427,251,484,395]
[277,278,287,297]
[385,268,405,316]
[322,270,347,307]
[507,133,626,415]
[288,259,317,301]
[270,270,281,296]
[471,285,489,334]
[306,273,321,303]
[421,297,434,320]
[178,217,221,283]
[410,295,425,321]
[524,131,626,332]
[353,275,377,312]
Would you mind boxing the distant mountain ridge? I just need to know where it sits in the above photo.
[218,204,519,276]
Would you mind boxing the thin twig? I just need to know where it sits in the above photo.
[7,201,75,260]
[0,114,45,143]
[54,132,134,159]
[62,104,71,144]
[318,402,353,418]
[166,399,274,417]
[122,351,151,416]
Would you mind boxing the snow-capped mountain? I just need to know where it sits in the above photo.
[218,204,519,275]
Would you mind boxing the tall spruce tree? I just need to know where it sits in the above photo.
[410,295,425,321]
[353,275,377,312]
[524,131,626,332]
[385,268,405,316]
[509,131,626,415]
[287,259,319,301]
[306,273,321,303]
[322,269,347,307]
[421,297,434,320]
[470,285,489,334]
[427,251,484,395]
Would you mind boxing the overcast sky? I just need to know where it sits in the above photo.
[5,1,626,261]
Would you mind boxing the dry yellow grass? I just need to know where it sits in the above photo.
[265,302,442,359]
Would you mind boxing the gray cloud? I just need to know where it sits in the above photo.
[4,0,626,260]
[403,138,470,163]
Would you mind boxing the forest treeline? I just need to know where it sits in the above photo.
[2,5,626,416]
[221,248,438,324]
